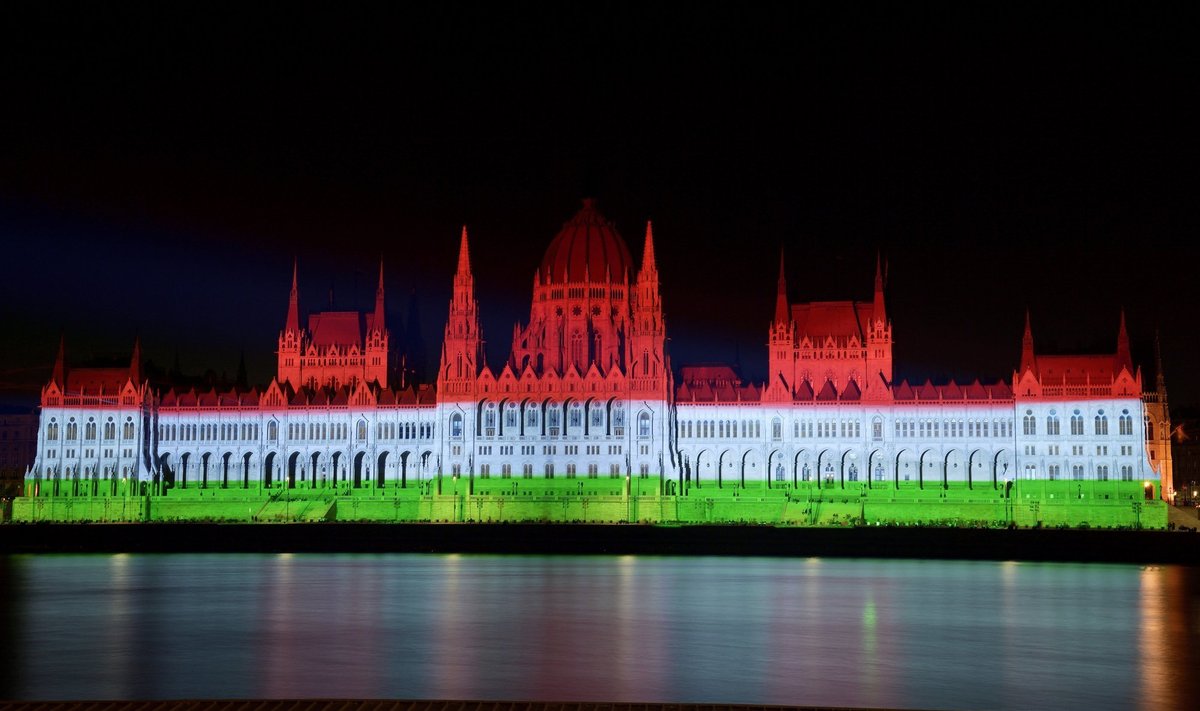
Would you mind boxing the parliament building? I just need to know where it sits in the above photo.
[16,200,1173,527]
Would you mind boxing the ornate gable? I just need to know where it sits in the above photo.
[349,379,376,408]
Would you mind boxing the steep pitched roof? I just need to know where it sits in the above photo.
[791,301,871,340]
[815,380,838,401]
[308,311,363,347]
[65,368,128,394]
[1036,355,1116,384]
[680,365,740,384]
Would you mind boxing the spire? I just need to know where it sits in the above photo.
[873,250,887,322]
[1020,309,1037,374]
[285,258,300,333]
[456,226,472,276]
[1116,309,1132,372]
[373,257,386,333]
[641,221,657,274]
[51,334,65,387]
[1155,329,1166,394]
[129,337,142,384]
[774,247,789,325]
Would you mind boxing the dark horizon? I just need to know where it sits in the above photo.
[2,5,1196,408]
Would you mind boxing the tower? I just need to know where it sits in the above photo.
[364,259,389,386]
[438,226,483,398]
[765,248,794,401]
[863,253,893,401]
[1143,328,1173,501]
[277,259,303,388]
[628,220,668,397]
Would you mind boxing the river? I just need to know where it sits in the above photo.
[1,554,1197,710]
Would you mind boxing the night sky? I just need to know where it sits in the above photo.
[1,5,1196,408]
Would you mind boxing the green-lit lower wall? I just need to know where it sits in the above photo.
[9,476,1166,529]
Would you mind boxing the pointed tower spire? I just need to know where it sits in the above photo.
[1155,329,1166,394]
[1116,309,1132,372]
[1020,309,1036,374]
[285,258,300,333]
[440,224,482,397]
[129,336,142,384]
[457,226,472,276]
[873,250,887,322]
[641,221,657,274]
[774,246,789,325]
[52,334,65,387]
[373,257,386,333]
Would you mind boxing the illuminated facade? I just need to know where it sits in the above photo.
[18,200,1170,525]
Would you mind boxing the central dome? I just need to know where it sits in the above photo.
[540,199,633,284]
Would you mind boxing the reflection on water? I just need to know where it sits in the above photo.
[1,553,1198,710]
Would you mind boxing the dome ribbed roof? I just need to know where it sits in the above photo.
[540,199,633,284]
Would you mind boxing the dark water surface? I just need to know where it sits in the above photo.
[2,554,1198,710]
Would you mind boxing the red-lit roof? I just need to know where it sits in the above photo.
[540,199,633,284]
[890,378,1013,402]
[791,301,871,340]
[680,365,740,384]
[1036,355,1117,384]
[65,368,128,394]
[308,312,362,347]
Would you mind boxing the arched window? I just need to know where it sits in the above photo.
[771,417,782,441]
[123,418,135,439]
[638,411,652,439]
[357,420,368,440]
[1119,410,1133,436]
[1145,416,1154,440]
[570,330,585,367]
[48,418,59,441]
[483,403,497,436]
[1094,411,1108,436]
[872,417,882,441]
[267,420,278,441]
[1023,410,1036,436]
[612,402,626,436]
[1046,412,1060,436]
[1070,410,1084,436]
[450,412,463,439]
[103,418,115,440]
[568,403,582,430]
[85,418,97,440]
[589,403,604,430]
[547,402,561,436]
[504,402,518,431]
[525,404,539,430]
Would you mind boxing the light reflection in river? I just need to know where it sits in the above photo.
[1,554,1197,710]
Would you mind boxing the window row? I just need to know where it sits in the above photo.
[46,417,135,442]
[452,405,650,439]
[681,419,763,440]
[477,463,626,479]
[159,422,261,442]
[1021,409,1135,437]
[375,422,433,440]
[1028,463,1136,480]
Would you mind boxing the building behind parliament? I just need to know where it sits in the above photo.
[13,200,1173,527]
